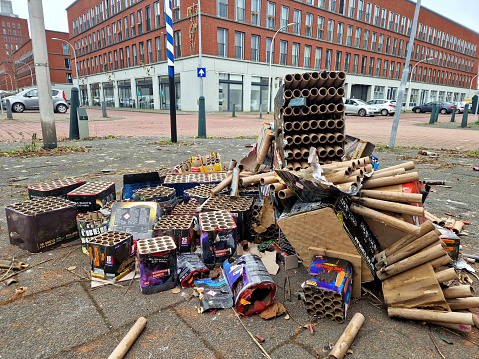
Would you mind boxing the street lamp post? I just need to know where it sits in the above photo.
[5,73,14,91]
[267,22,295,114]
[468,74,478,98]
[52,37,80,101]
[17,60,34,87]
[406,57,434,111]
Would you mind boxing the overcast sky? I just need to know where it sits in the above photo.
[11,0,479,34]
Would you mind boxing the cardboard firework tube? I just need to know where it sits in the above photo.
[447,297,479,310]
[380,221,436,258]
[332,71,346,88]
[300,160,309,169]
[301,106,311,116]
[309,104,319,115]
[388,308,474,325]
[230,167,240,198]
[310,134,319,143]
[324,87,336,101]
[292,161,302,171]
[301,134,311,144]
[211,173,233,195]
[293,148,303,159]
[317,147,327,157]
[442,285,474,299]
[426,321,471,333]
[301,88,310,98]
[300,72,311,89]
[326,119,336,129]
[374,161,415,174]
[334,118,345,129]
[309,119,319,129]
[292,106,301,116]
[292,88,302,98]
[334,146,344,157]
[284,106,293,116]
[255,129,274,169]
[270,183,287,192]
[435,268,458,283]
[378,231,440,267]
[424,211,442,224]
[284,73,294,89]
[351,204,422,235]
[322,158,370,170]
[335,103,345,113]
[227,159,237,173]
[301,148,310,159]
[292,121,302,131]
[260,175,281,185]
[309,71,320,87]
[292,135,302,145]
[452,221,464,234]
[324,146,336,158]
[284,122,294,131]
[326,133,336,143]
[336,182,358,192]
[301,121,311,131]
[369,168,406,179]
[326,103,336,113]
[308,88,319,102]
[317,134,328,144]
[376,243,446,280]
[430,254,452,268]
[292,73,302,88]
[317,71,328,87]
[239,172,275,187]
[278,188,294,199]
[107,317,147,359]
[358,189,423,203]
[332,87,345,101]
[318,87,328,101]
[284,89,293,100]
[473,314,479,328]
[284,135,294,145]
[336,175,360,185]
[328,313,365,359]
[361,172,420,189]
[324,71,338,88]
[350,197,424,216]
[318,118,327,128]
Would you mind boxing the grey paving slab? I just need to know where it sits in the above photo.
[0,282,109,359]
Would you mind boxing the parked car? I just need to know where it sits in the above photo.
[411,101,454,114]
[344,98,380,117]
[452,102,465,113]
[366,99,396,116]
[2,88,69,113]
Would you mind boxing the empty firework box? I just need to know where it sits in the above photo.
[6,197,79,253]
[108,201,161,240]
[201,195,254,241]
[88,231,135,282]
[224,254,276,316]
[176,152,222,173]
[122,172,163,200]
[131,185,177,215]
[137,236,178,294]
[163,172,227,196]
[303,255,353,322]
[154,215,196,253]
[28,177,86,200]
[171,199,200,216]
[436,227,460,259]
[184,184,215,203]
[67,181,116,213]
[199,210,237,269]
[178,253,209,287]
[77,210,110,254]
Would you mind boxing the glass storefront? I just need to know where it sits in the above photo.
[219,73,243,112]
[250,77,268,112]
[118,80,134,107]
[103,82,115,107]
[158,75,181,110]
[91,83,100,106]
[136,77,154,109]
[80,85,89,106]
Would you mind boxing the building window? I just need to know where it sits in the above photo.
[107,25,111,45]
[363,29,369,50]
[378,34,384,52]
[369,57,374,75]
[357,0,364,20]
[267,1,275,29]
[348,0,355,18]
[335,51,342,71]
[66,73,73,84]
[234,31,244,59]
[317,16,324,40]
[352,54,358,73]
[315,47,322,69]
[280,6,289,29]
[329,0,336,12]
[124,17,129,39]
[385,36,391,54]
[266,37,273,63]
[62,43,70,55]
[394,14,400,32]
[173,0,180,21]
[337,23,343,44]
[291,43,299,67]
[382,60,388,77]
[279,40,287,65]
[217,0,228,18]
[387,11,393,30]
[64,58,71,69]
[155,37,161,61]
[392,38,397,56]
[251,0,260,25]
[327,20,334,42]
[346,25,353,46]
[361,55,367,74]
[344,52,350,73]
[139,42,145,63]
[373,86,384,99]
[373,5,379,26]
[304,45,311,68]
[376,58,381,76]
[293,10,301,35]
[146,5,151,31]
[407,19,412,36]
[113,23,117,43]
[380,8,386,28]
[325,49,332,70]
[305,13,313,37]
[354,27,361,48]
[251,34,260,61]
[318,0,326,9]
[132,43,137,65]
[236,0,245,22]
[390,61,394,78]
[137,9,143,35]
[401,16,406,34]
[365,2,372,23]
[154,1,161,27]
[174,30,181,57]
[217,28,227,57]
[114,50,119,68]
[130,14,136,37]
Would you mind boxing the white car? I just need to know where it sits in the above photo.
[344,98,379,117]
[367,99,396,116]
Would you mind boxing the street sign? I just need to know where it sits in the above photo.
[197,67,206,77]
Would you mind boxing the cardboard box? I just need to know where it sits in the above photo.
[108,201,161,240]
[28,178,86,200]
[154,215,196,253]
[67,181,116,213]
[122,172,163,200]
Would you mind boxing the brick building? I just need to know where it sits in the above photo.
[66,0,479,112]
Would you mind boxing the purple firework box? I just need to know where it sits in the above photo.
[137,236,178,294]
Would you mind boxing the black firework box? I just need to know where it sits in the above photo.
[67,181,116,212]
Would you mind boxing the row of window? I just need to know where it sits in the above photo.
[1,21,21,29]
[2,28,21,36]
[218,0,477,58]
[2,36,23,45]
[76,32,181,76]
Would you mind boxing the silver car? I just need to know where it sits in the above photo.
[2,88,69,113]
[344,98,379,117]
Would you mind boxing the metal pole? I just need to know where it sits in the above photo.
[165,0,177,143]
[388,0,421,149]
[450,105,456,122]
[28,0,57,149]
[267,22,295,114]
[197,0,206,138]
[52,38,80,103]
[69,87,79,139]
[429,104,435,124]
[461,103,469,128]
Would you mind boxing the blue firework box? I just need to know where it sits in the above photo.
[122,172,163,200]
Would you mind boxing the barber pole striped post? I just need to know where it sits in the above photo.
[165,0,177,142]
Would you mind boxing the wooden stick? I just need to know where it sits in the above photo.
[107,317,147,359]
[442,285,474,299]
[435,268,458,283]
[388,307,474,325]
[447,297,479,310]
[362,172,419,189]
[380,221,435,258]
[374,161,415,174]
[377,243,446,280]
[351,196,424,216]
[368,168,406,179]
[350,204,421,235]
[328,313,365,359]
[358,189,423,203]
[232,308,272,359]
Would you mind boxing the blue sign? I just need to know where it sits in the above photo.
[197,67,206,77]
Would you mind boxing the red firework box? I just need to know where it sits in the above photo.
[67,181,116,213]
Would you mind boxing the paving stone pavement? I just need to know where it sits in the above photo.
[0,118,478,358]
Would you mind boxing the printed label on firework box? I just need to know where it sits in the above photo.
[138,250,177,294]
[109,202,161,240]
